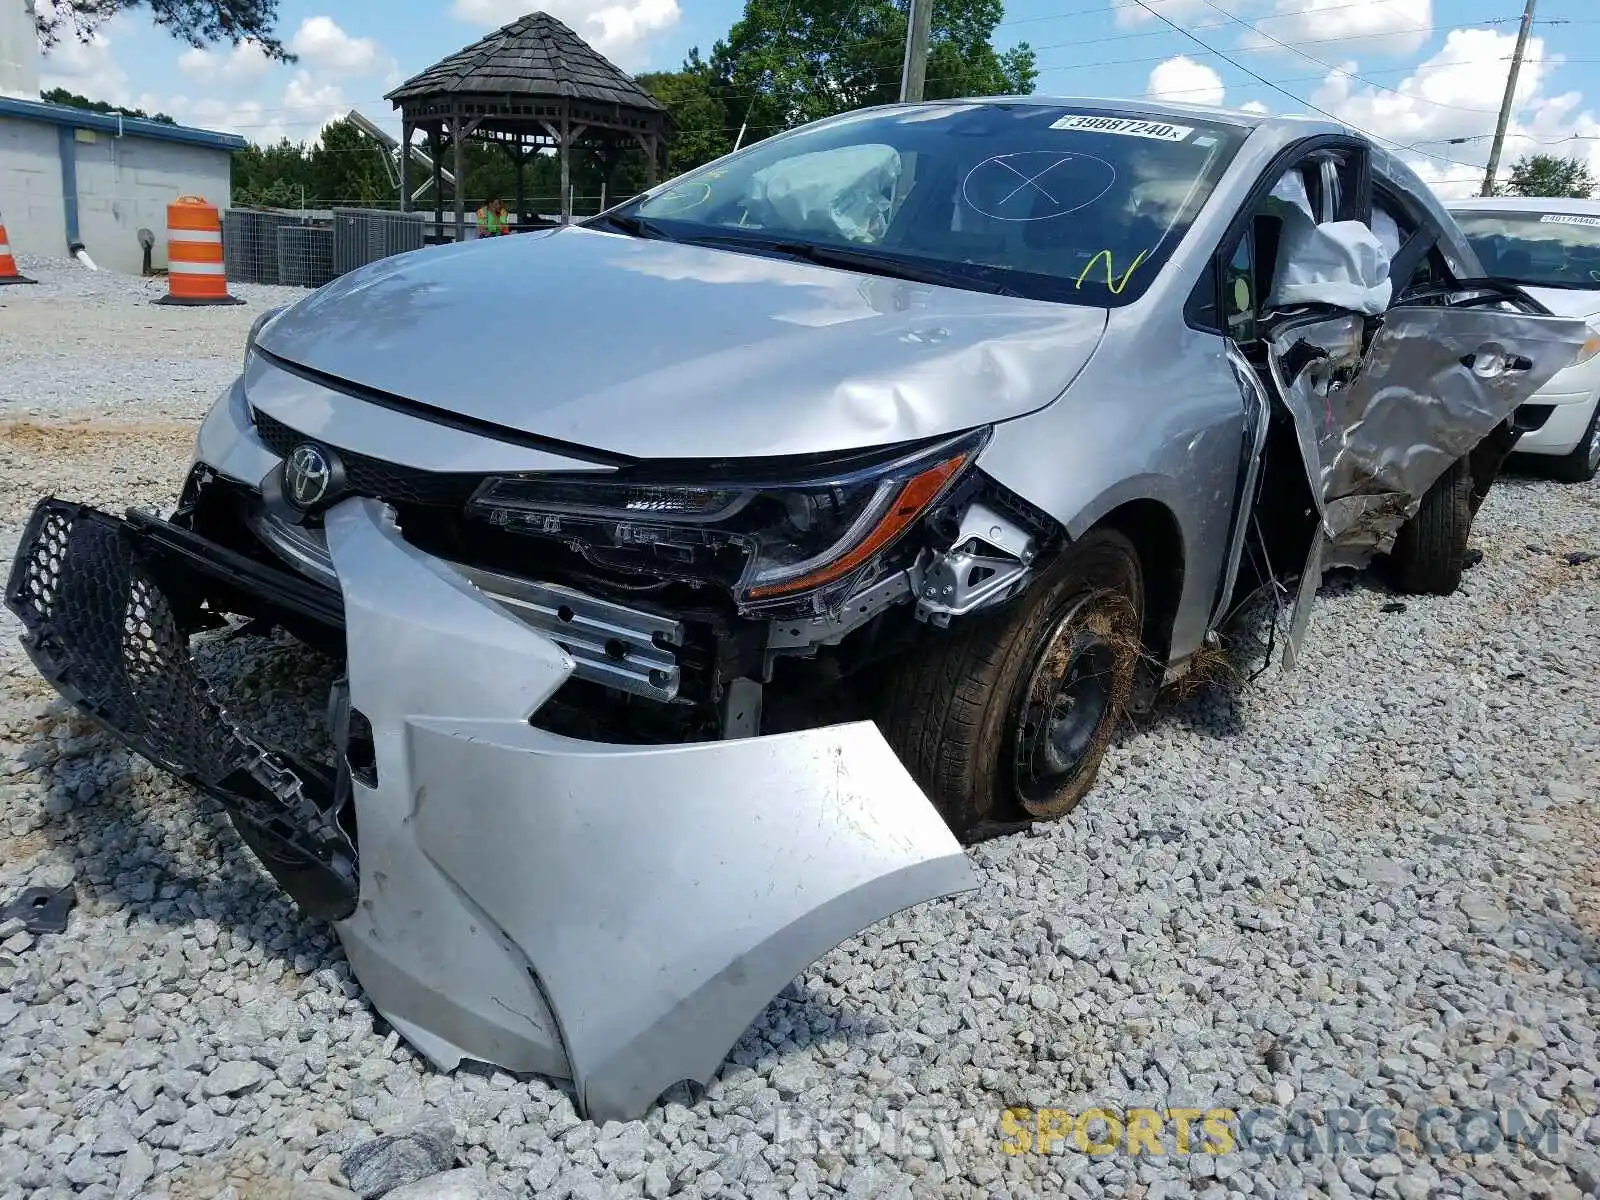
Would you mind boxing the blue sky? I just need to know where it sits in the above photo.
[33,0,1600,197]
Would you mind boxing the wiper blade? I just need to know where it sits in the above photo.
[685,234,1024,297]
[587,212,670,240]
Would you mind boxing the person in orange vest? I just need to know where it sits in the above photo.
[476,198,511,238]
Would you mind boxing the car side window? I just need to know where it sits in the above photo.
[1192,142,1373,338]
[1225,226,1258,343]
[1374,188,1455,299]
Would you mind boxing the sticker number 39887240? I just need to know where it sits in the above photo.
[1049,115,1194,141]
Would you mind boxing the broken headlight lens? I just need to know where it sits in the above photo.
[468,429,989,613]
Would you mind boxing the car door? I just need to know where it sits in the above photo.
[1263,182,1589,558]
[1200,138,1590,662]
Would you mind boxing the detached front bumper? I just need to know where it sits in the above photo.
[5,495,976,1121]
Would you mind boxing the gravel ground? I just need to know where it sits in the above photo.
[1,256,1597,1200]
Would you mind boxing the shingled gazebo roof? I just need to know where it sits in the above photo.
[387,11,670,234]
[386,12,666,117]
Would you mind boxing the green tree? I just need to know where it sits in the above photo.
[1501,153,1597,199]
[703,0,1036,164]
[309,118,394,209]
[639,50,730,177]
[232,137,312,207]
[36,0,293,62]
[41,86,175,124]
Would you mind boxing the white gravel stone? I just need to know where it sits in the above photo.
[1,256,1597,1197]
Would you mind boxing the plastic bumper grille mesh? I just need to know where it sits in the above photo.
[5,499,358,921]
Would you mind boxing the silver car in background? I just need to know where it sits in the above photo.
[1447,196,1600,482]
[6,98,1588,1119]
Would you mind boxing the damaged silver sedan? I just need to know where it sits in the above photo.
[6,99,1590,1120]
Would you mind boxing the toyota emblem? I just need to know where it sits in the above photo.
[282,443,337,511]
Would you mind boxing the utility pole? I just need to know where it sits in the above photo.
[1482,0,1537,197]
[899,0,932,103]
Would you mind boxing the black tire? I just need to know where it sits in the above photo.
[878,529,1143,840]
[1390,457,1474,596]
[1546,401,1600,484]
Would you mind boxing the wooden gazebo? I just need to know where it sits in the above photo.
[386,12,671,238]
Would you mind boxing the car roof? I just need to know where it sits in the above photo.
[1444,195,1600,215]
[894,95,1343,136]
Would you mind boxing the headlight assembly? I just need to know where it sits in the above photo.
[468,428,990,615]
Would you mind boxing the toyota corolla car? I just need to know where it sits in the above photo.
[7,99,1587,1120]
[1447,196,1600,482]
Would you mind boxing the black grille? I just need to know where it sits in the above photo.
[5,499,358,921]
[251,409,486,509]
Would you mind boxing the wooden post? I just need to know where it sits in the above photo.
[899,0,932,103]
[452,112,467,241]
[429,124,444,243]
[515,142,526,229]
[559,106,571,225]
[634,132,660,187]
[398,121,412,213]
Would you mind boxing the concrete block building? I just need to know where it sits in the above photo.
[0,0,246,275]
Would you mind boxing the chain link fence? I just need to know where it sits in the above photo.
[222,198,611,290]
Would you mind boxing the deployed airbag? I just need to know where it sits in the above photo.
[1268,218,1393,316]
[745,144,903,244]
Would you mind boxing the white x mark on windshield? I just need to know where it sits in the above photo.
[993,155,1074,207]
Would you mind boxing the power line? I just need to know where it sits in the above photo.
[178,4,1518,124]
[218,52,1530,143]
[1190,0,1503,116]
[1122,0,1487,173]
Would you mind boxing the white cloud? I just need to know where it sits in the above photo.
[127,13,398,145]
[37,1,130,106]
[1312,27,1600,198]
[288,16,390,78]
[177,41,272,84]
[1241,99,1270,114]
[450,0,681,66]
[1246,0,1433,62]
[1113,0,1218,31]
[1147,55,1226,106]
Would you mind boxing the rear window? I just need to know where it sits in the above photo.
[625,104,1247,306]
[1453,210,1600,289]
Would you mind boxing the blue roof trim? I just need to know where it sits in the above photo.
[0,96,247,151]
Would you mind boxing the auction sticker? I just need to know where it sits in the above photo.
[1049,115,1194,141]
[1540,213,1600,227]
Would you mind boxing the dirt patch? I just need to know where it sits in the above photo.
[0,417,195,460]
[0,417,196,524]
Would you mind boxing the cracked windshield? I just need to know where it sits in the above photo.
[626,104,1244,304]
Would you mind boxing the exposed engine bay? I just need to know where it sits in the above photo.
[179,411,1063,750]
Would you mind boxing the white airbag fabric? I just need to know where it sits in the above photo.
[746,144,903,244]
[1267,195,1394,316]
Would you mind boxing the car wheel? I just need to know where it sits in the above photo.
[1547,399,1600,484]
[1389,457,1474,596]
[878,528,1143,840]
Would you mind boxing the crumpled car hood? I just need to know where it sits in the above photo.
[258,226,1109,460]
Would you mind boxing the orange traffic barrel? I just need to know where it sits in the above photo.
[154,195,241,306]
[0,213,36,285]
